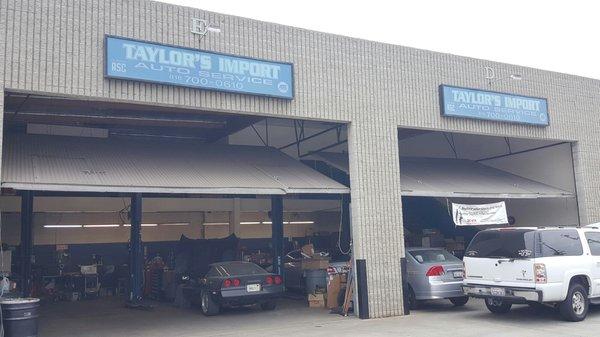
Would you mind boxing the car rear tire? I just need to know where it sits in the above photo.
[485,298,512,314]
[200,290,220,316]
[260,300,277,311]
[449,296,469,307]
[407,285,420,310]
[559,283,588,322]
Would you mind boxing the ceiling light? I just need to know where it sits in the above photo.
[160,222,190,226]
[240,221,261,225]
[83,224,120,228]
[44,225,82,228]
[122,224,157,227]
[289,221,315,225]
[262,221,272,225]
[203,222,230,226]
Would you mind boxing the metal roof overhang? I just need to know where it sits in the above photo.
[1,134,350,195]
[311,153,574,199]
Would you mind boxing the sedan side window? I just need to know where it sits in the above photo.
[585,232,600,256]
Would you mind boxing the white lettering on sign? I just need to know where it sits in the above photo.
[452,90,502,106]
[218,59,281,79]
[122,43,212,70]
[504,97,540,111]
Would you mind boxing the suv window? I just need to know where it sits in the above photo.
[465,229,536,259]
[585,232,600,256]
[537,229,583,257]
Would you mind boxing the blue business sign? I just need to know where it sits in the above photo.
[105,36,294,99]
[440,85,549,126]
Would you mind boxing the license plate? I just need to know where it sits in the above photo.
[490,287,505,296]
[453,271,464,278]
[246,284,261,292]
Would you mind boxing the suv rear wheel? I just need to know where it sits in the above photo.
[485,298,512,314]
[559,283,588,322]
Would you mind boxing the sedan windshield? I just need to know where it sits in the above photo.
[214,262,268,276]
[408,249,460,264]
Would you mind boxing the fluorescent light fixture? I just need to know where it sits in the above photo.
[44,225,82,228]
[289,221,315,225]
[160,222,190,226]
[83,224,120,228]
[122,223,157,227]
[262,221,272,225]
[240,221,261,225]
[203,222,230,226]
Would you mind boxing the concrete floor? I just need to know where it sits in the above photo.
[39,297,600,336]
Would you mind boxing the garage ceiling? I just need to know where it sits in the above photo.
[1,134,349,195]
[311,152,574,199]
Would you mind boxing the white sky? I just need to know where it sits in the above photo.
[160,0,600,80]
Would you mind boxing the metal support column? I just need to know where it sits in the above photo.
[20,191,34,297]
[339,194,352,253]
[128,193,143,305]
[271,196,284,276]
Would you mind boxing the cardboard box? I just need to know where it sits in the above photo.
[308,293,326,308]
[301,243,315,257]
[301,258,330,270]
[326,275,342,309]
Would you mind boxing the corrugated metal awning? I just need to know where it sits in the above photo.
[1,134,349,195]
[311,153,574,199]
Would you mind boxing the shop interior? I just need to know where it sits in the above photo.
[0,92,355,332]
[397,128,578,257]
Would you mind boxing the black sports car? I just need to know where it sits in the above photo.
[198,261,284,316]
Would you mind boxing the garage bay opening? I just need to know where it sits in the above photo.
[396,127,578,309]
[0,93,354,336]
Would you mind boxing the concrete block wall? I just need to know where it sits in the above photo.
[0,0,599,317]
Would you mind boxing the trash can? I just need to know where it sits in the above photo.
[0,298,40,337]
[304,269,327,293]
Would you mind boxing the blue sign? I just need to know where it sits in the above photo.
[440,85,549,126]
[105,36,294,99]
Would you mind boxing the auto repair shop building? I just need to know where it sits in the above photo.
[1,0,599,320]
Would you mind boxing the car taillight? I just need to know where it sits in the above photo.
[223,279,232,288]
[232,278,241,287]
[426,265,445,277]
[265,276,274,285]
[534,263,547,284]
[274,275,283,285]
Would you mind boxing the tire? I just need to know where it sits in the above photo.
[559,283,589,322]
[407,285,420,310]
[260,300,277,311]
[485,298,512,314]
[449,296,469,307]
[200,290,220,316]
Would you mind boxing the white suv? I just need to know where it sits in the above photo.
[463,226,600,321]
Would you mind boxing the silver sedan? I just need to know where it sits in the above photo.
[405,247,468,308]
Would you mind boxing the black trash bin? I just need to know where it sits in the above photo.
[0,298,40,337]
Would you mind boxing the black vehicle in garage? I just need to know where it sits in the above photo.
[197,261,284,316]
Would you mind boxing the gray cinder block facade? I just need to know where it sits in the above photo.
[0,0,599,318]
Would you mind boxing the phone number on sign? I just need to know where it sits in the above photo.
[169,72,275,90]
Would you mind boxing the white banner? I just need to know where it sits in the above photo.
[452,202,508,226]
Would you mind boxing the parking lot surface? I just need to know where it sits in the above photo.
[40,297,600,336]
